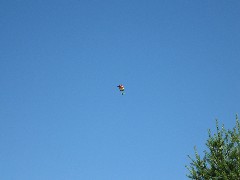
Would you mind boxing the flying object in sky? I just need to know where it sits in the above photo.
[117,84,125,95]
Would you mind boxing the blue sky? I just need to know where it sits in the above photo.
[1,0,240,179]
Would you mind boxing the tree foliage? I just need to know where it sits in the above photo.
[186,115,240,179]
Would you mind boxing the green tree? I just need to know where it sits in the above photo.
[186,115,240,180]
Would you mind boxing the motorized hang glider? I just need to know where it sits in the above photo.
[117,84,125,95]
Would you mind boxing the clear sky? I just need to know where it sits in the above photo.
[1,0,240,179]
